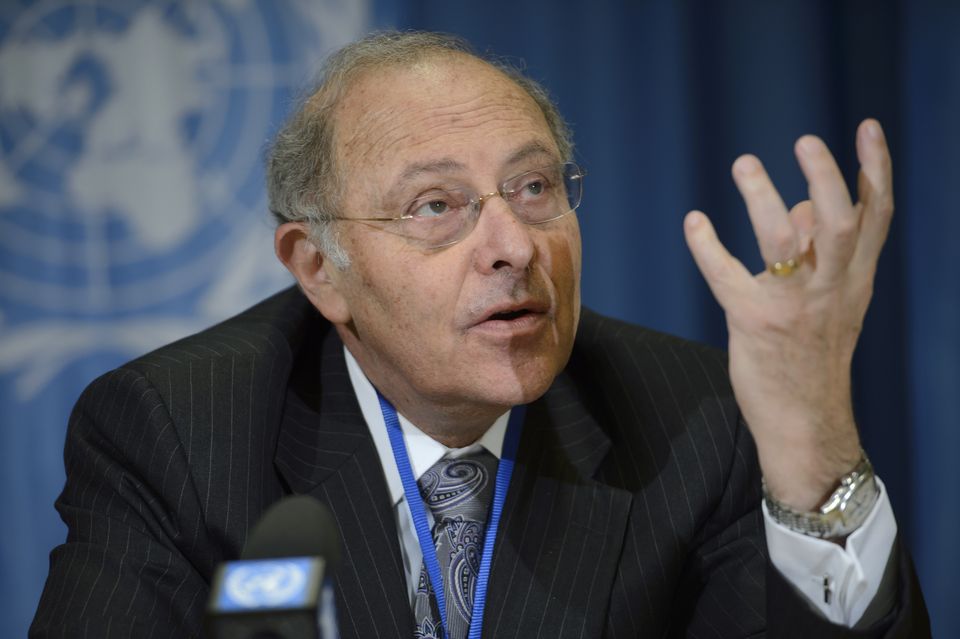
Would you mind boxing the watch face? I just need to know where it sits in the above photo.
[765,457,879,538]
[833,470,879,533]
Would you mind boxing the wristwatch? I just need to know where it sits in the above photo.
[763,452,880,539]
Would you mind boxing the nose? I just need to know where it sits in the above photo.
[470,191,536,275]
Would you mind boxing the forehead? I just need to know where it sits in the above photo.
[333,54,558,184]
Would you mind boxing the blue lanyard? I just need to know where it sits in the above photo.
[376,392,525,639]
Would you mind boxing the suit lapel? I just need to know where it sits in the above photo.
[275,325,412,639]
[484,371,633,639]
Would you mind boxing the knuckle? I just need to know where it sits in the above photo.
[876,194,895,217]
[832,217,859,243]
[740,174,767,196]
[706,258,731,283]
[769,227,796,257]
[878,150,893,174]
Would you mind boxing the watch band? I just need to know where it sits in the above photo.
[763,452,880,539]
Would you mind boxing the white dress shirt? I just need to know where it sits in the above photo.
[344,346,897,626]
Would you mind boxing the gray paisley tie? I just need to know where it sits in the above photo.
[412,452,498,639]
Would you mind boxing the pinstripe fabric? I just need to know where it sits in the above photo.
[274,322,412,639]
[31,288,312,638]
[31,287,925,638]
[477,311,767,639]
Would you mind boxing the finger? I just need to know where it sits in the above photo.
[794,135,858,280]
[852,119,894,269]
[731,154,798,267]
[683,210,753,310]
[789,200,817,268]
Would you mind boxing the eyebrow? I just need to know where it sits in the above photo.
[503,140,558,168]
[389,139,559,195]
[397,158,467,183]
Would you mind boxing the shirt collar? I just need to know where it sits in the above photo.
[343,346,510,507]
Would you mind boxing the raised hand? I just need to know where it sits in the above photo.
[683,119,893,511]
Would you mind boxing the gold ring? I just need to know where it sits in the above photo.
[767,258,801,276]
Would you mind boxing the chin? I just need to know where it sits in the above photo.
[473,355,566,408]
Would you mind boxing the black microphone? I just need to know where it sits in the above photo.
[205,495,341,639]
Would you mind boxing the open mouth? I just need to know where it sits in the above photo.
[470,303,546,337]
[471,299,549,332]
[487,308,532,321]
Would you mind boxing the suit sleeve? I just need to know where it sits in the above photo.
[30,367,213,639]
[766,535,930,638]
[672,413,931,638]
[669,414,768,637]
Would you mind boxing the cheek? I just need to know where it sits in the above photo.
[351,247,461,337]
[529,223,581,362]
[540,221,582,304]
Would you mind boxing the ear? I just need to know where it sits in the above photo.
[274,222,352,324]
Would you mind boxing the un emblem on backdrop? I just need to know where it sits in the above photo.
[0,0,364,400]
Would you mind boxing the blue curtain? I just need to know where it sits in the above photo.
[374,0,958,635]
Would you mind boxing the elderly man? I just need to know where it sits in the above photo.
[32,31,927,638]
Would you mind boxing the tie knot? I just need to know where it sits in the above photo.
[417,452,498,524]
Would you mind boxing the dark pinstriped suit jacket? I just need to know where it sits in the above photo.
[32,287,927,638]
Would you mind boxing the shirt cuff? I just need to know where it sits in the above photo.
[762,477,897,626]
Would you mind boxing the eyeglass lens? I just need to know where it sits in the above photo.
[401,163,583,249]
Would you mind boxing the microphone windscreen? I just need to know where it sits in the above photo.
[241,495,341,572]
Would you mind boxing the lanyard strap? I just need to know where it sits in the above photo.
[377,392,525,639]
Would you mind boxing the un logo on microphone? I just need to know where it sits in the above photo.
[222,559,312,610]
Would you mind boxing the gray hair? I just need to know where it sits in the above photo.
[266,31,574,269]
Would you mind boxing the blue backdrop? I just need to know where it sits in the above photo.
[2,1,956,637]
